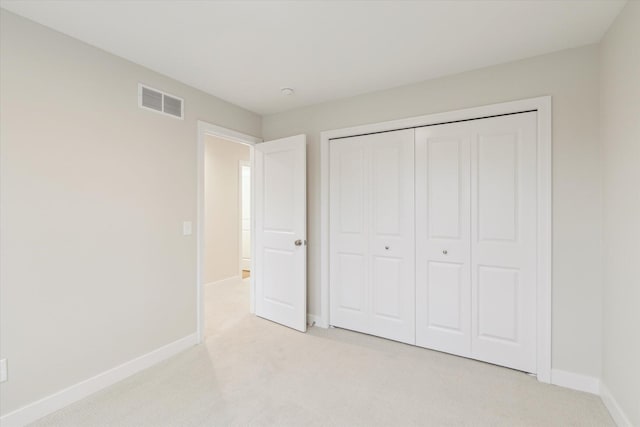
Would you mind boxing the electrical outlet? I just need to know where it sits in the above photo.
[0,359,7,383]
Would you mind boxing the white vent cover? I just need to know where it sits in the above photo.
[138,84,184,119]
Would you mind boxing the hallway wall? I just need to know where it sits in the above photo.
[204,136,251,284]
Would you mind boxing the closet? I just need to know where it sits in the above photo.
[329,111,538,373]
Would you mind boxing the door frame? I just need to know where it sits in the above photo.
[196,121,262,344]
[319,96,552,383]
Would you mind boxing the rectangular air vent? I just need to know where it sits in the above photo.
[138,84,184,119]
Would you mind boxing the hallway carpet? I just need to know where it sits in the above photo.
[31,278,613,426]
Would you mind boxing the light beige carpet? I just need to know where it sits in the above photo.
[31,278,613,426]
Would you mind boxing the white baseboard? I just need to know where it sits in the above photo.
[600,383,633,427]
[550,369,600,395]
[0,333,198,427]
[203,275,241,287]
[307,314,328,328]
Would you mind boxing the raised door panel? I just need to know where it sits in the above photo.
[415,126,471,356]
[263,150,296,233]
[471,112,537,373]
[477,134,518,242]
[263,248,296,308]
[372,256,403,320]
[338,148,366,234]
[427,261,464,332]
[337,253,366,312]
[476,266,519,342]
[428,140,462,239]
[371,144,401,236]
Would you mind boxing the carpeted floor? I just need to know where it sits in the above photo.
[31,278,614,426]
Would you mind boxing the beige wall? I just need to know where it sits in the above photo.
[0,10,261,416]
[600,2,640,425]
[204,136,250,284]
[3,2,637,421]
[263,45,603,378]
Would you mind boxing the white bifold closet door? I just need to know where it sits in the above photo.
[329,129,415,345]
[415,112,538,373]
[415,123,472,357]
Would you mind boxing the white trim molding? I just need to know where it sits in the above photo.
[549,370,635,426]
[0,334,197,427]
[600,383,633,427]
[196,121,262,344]
[550,369,600,395]
[319,96,553,384]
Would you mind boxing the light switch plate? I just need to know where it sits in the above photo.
[0,358,7,382]
[183,221,192,236]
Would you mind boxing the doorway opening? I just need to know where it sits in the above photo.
[196,121,261,343]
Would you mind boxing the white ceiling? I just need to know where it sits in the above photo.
[0,0,626,115]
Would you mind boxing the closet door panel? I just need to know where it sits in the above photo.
[427,261,465,331]
[477,133,518,242]
[372,256,403,319]
[330,129,415,345]
[329,140,369,331]
[337,148,366,235]
[371,144,401,234]
[476,266,520,342]
[415,127,471,356]
[470,112,537,373]
[428,140,462,239]
[336,253,366,311]
[368,130,415,344]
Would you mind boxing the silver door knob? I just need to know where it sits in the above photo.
[295,239,303,246]
[442,250,448,255]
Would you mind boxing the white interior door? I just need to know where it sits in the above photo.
[329,129,415,344]
[254,135,307,332]
[415,124,471,357]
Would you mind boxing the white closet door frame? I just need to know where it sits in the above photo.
[320,96,552,383]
